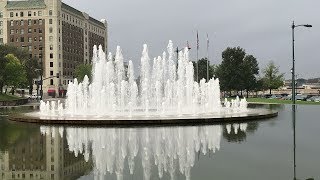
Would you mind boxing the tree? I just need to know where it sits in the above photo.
[3,54,27,95]
[241,55,259,97]
[75,64,92,82]
[216,47,246,93]
[216,47,260,97]
[23,57,41,95]
[262,61,284,94]
[193,58,215,82]
[0,45,31,94]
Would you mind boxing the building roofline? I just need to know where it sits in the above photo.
[5,0,46,10]
[61,2,106,28]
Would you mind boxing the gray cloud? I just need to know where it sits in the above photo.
[63,0,320,79]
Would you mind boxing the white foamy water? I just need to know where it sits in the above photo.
[39,40,247,118]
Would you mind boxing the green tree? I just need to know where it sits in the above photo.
[262,61,284,94]
[193,58,215,82]
[0,45,31,94]
[22,57,41,95]
[241,55,259,97]
[75,64,92,82]
[216,47,260,97]
[3,54,27,95]
[217,47,246,93]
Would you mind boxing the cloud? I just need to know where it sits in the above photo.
[63,0,320,78]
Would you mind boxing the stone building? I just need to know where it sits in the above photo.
[0,0,108,97]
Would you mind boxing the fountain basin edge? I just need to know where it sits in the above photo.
[8,110,278,127]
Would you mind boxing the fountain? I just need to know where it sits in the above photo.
[10,40,277,125]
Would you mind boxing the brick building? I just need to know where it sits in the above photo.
[0,0,108,96]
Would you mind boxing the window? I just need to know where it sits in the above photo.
[34,12,36,16]
[28,46,32,51]
[39,45,43,51]
[38,11,42,16]
[39,53,42,58]
[10,29,14,34]
[28,11,32,17]
[50,53,53,58]
[50,71,53,76]
[49,36,53,42]
[20,12,24,17]
[20,29,24,34]
[28,19,31,26]
[39,28,42,33]
[28,28,32,33]
[39,36,42,42]
[10,38,14,42]
[28,37,32,42]
[10,20,14,26]
[49,19,52,24]
[20,37,24,42]
[50,45,53,50]
[16,38,19,42]
[10,12,14,17]
[50,62,53,67]
[0,29,2,35]
[39,19,42,25]
[0,12,3,18]
[49,27,53,33]
[0,21,3,26]
[20,20,24,26]
[34,37,37,41]
[50,79,53,85]
[49,10,52,16]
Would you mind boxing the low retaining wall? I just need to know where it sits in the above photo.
[0,98,29,107]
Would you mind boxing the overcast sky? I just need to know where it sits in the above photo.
[64,0,319,79]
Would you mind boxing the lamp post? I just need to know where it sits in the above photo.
[291,21,312,104]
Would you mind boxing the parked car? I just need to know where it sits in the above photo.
[284,94,292,100]
[308,96,320,102]
[314,96,320,102]
[263,94,273,99]
[25,94,41,100]
[307,96,316,102]
[269,94,282,99]
[295,95,307,101]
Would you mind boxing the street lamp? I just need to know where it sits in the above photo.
[291,21,312,104]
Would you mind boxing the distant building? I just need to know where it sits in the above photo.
[0,0,108,96]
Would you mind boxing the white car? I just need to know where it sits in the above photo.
[26,94,41,100]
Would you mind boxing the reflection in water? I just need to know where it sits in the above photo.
[40,124,248,180]
[0,126,92,180]
[223,122,259,143]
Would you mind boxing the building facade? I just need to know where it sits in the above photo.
[0,0,107,96]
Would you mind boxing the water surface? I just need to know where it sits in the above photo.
[0,104,319,180]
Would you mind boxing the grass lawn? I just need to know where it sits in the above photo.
[241,98,320,105]
[0,93,21,101]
